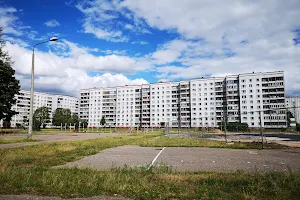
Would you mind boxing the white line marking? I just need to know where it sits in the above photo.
[149,147,165,168]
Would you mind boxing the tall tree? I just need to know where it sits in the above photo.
[70,113,79,129]
[52,108,72,126]
[0,28,20,123]
[100,116,106,126]
[33,106,50,128]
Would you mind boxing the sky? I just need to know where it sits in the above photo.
[1,0,300,97]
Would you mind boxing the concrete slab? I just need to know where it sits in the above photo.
[157,147,300,172]
[59,146,161,169]
[57,146,300,172]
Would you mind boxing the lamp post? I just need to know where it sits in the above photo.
[28,37,58,138]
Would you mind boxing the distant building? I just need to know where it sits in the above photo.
[80,71,286,128]
[3,90,79,127]
[286,97,300,124]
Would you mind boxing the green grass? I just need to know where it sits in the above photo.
[1,166,299,199]
[0,138,39,144]
[139,135,284,149]
[0,133,298,199]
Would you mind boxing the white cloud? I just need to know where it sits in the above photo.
[2,35,28,47]
[151,40,189,64]
[76,0,128,42]
[125,24,134,30]
[44,19,60,27]
[0,7,23,35]
[132,41,148,45]
[114,0,300,95]
[75,0,151,42]
[82,21,128,42]
[102,49,127,55]
[121,0,300,42]
[3,41,150,96]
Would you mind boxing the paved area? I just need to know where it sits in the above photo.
[0,133,122,149]
[170,132,300,148]
[58,145,300,172]
[0,195,131,200]
[58,146,161,169]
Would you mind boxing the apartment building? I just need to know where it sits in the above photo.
[239,72,286,128]
[190,77,225,128]
[6,90,79,127]
[79,71,287,128]
[80,87,117,127]
[286,97,300,124]
[150,82,176,127]
[116,85,141,127]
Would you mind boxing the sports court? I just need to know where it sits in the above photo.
[58,145,300,172]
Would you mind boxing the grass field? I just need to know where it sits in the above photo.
[139,135,284,149]
[0,133,299,199]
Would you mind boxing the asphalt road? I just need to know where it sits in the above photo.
[58,145,300,172]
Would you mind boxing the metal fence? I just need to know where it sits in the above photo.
[164,125,300,148]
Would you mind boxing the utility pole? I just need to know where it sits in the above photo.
[259,110,264,149]
[224,118,227,143]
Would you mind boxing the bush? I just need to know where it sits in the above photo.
[296,123,300,132]
[2,120,11,128]
[33,118,41,131]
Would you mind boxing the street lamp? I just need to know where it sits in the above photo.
[28,37,58,138]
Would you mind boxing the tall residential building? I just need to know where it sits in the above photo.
[190,77,225,128]
[5,90,79,127]
[239,72,286,128]
[286,97,300,124]
[79,71,287,128]
[116,85,141,127]
[80,87,117,127]
[150,82,176,127]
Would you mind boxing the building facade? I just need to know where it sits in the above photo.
[286,97,300,124]
[5,90,79,127]
[79,71,287,128]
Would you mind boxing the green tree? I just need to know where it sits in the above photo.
[100,116,106,126]
[81,119,88,129]
[0,28,20,123]
[33,106,50,129]
[33,117,41,131]
[287,111,294,127]
[69,113,79,129]
[296,123,300,132]
[52,108,72,126]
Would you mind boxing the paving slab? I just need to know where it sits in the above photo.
[58,145,161,169]
[57,146,300,172]
[157,147,300,172]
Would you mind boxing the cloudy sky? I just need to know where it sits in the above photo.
[1,0,300,97]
